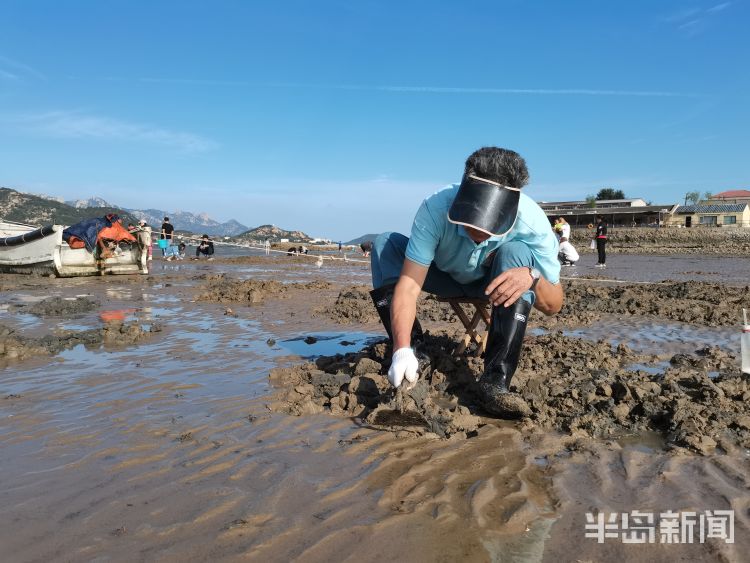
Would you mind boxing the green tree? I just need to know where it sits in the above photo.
[585,195,597,208]
[685,191,700,205]
[701,191,713,203]
[596,188,625,200]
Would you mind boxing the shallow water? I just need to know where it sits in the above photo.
[560,253,750,285]
[1,255,748,561]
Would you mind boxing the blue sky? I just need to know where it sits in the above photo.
[1,0,748,240]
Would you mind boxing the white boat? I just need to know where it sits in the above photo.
[0,220,148,277]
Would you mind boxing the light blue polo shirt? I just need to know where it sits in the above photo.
[405,184,561,285]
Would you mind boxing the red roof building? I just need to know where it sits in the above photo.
[713,189,750,199]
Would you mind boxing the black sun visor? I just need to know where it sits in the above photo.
[447,174,521,237]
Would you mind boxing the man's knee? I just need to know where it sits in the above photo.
[373,232,408,256]
[491,240,534,275]
[371,232,409,289]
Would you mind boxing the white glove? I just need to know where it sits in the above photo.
[388,347,419,389]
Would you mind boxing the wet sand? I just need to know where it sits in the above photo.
[0,254,748,562]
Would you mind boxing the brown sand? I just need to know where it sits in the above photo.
[0,259,747,561]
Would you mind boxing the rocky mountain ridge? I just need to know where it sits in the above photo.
[2,187,248,236]
[233,224,312,242]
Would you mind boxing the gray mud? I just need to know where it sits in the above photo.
[195,274,332,304]
[314,285,458,324]
[0,322,158,362]
[544,280,750,328]
[317,280,750,330]
[23,296,100,317]
[268,332,748,455]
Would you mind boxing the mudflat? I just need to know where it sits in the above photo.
[0,252,748,562]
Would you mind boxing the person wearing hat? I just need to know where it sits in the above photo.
[369,147,563,417]
[136,219,153,261]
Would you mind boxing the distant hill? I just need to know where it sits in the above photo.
[345,233,378,245]
[0,187,136,226]
[67,196,112,209]
[16,191,249,236]
[233,224,312,243]
[127,208,248,237]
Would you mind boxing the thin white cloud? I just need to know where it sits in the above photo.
[0,55,45,80]
[0,69,18,80]
[664,7,702,23]
[122,78,697,98]
[373,85,695,98]
[12,111,218,152]
[265,82,698,98]
[678,19,702,30]
[707,2,731,13]
[663,2,732,34]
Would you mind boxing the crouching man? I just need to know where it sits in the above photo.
[370,147,563,417]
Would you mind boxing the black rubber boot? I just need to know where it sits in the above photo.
[369,284,424,343]
[478,298,533,418]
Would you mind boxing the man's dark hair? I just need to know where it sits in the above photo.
[164,217,170,221]
[464,147,529,189]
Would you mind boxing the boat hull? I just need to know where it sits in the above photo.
[0,222,148,277]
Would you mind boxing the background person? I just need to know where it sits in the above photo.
[360,240,373,257]
[196,234,214,259]
[555,217,579,266]
[594,216,608,268]
[160,217,174,256]
[370,147,563,418]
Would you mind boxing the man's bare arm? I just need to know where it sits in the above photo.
[532,277,563,315]
[485,267,564,316]
[391,259,428,349]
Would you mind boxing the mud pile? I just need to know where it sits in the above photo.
[515,333,748,454]
[268,332,748,454]
[314,285,458,324]
[570,227,750,255]
[0,322,158,362]
[549,280,750,327]
[25,296,99,317]
[268,335,483,438]
[196,274,332,304]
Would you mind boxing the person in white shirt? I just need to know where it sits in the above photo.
[554,217,579,266]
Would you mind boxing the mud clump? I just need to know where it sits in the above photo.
[315,285,458,325]
[0,322,157,363]
[268,332,749,454]
[546,280,750,328]
[195,274,332,304]
[24,296,99,317]
[268,335,483,438]
[513,333,749,454]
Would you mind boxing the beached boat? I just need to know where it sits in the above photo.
[0,220,148,276]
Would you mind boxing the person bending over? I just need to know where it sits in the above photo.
[370,147,563,417]
[196,234,214,258]
[555,217,579,266]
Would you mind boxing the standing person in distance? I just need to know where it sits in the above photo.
[160,217,174,256]
[594,216,608,268]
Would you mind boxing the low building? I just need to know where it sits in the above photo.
[707,190,750,205]
[540,198,678,228]
[539,198,648,211]
[667,203,750,228]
